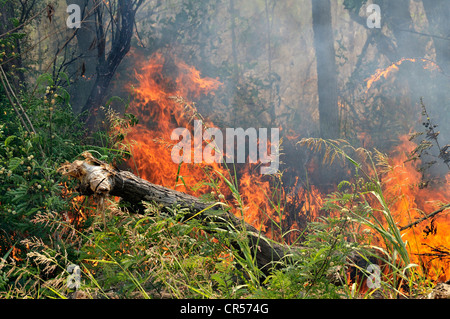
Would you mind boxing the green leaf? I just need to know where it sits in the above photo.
[4,135,16,146]
[8,157,21,171]
[11,18,20,28]
[36,73,54,90]
[337,180,351,190]
[59,72,70,87]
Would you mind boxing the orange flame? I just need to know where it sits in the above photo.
[125,52,449,283]
[382,135,450,281]
[125,52,324,235]
[365,58,440,91]
[126,52,222,193]
[11,246,22,262]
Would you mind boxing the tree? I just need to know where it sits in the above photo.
[81,0,145,122]
[311,0,339,139]
[64,0,98,113]
[422,0,450,74]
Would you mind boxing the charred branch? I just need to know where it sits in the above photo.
[399,204,450,232]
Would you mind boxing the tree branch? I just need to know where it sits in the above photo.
[399,204,450,232]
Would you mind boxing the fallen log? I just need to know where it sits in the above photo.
[58,152,293,272]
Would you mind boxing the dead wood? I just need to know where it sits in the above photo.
[422,281,450,299]
[59,152,294,272]
[59,152,386,283]
[399,204,450,232]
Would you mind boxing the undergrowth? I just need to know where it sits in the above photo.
[0,76,440,298]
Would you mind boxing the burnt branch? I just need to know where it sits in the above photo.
[399,204,450,231]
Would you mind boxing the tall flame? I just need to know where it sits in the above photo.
[126,52,222,192]
[125,52,449,282]
[382,135,450,281]
[125,52,323,236]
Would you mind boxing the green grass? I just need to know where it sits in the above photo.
[0,185,437,299]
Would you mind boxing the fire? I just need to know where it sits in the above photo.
[285,129,301,141]
[237,167,274,233]
[126,52,224,195]
[11,246,22,262]
[60,182,91,226]
[381,135,450,281]
[365,58,440,91]
[125,52,323,235]
[125,51,449,283]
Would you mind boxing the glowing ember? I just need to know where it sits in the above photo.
[11,246,22,262]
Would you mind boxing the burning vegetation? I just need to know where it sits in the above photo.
[0,0,449,300]
[122,50,450,287]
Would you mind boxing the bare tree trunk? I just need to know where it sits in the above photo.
[81,0,143,122]
[65,0,98,113]
[422,0,450,73]
[229,0,240,126]
[311,0,339,139]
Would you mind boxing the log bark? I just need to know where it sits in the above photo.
[59,152,293,272]
[424,281,450,299]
